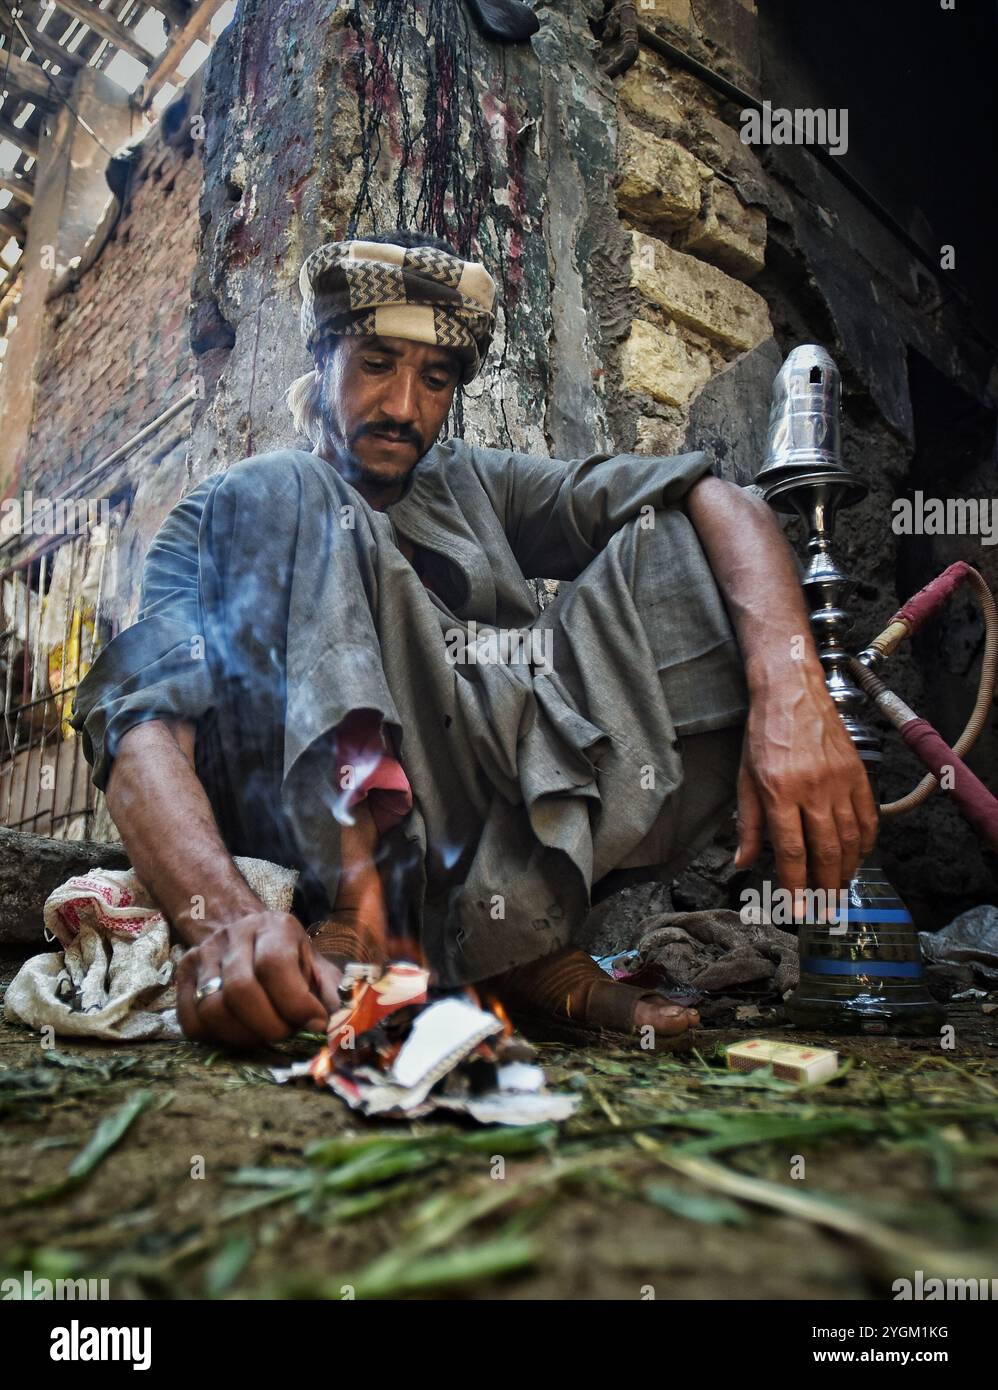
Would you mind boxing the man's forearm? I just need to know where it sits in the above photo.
[105,719,263,946]
[683,474,879,893]
[684,475,824,696]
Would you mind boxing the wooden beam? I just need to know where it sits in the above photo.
[0,114,39,160]
[49,0,158,65]
[0,52,70,110]
[0,206,26,242]
[2,16,84,73]
[0,269,22,336]
[0,266,21,308]
[137,0,228,109]
[0,169,34,206]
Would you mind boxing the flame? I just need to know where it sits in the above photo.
[484,992,514,1039]
[308,1046,333,1082]
[460,983,513,1037]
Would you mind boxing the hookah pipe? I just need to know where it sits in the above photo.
[753,344,994,1035]
[851,562,998,853]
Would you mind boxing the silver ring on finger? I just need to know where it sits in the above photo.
[195,975,224,1003]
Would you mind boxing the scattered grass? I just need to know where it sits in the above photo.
[0,1051,147,1120]
[2,1022,996,1299]
[12,1090,164,1207]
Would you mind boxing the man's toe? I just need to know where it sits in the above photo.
[634,997,699,1036]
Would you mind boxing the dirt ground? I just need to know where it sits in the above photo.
[1,949,996,1301]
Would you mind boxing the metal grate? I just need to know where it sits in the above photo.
[0,514,121,839]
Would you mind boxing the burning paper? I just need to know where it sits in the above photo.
[271,962,579,1126]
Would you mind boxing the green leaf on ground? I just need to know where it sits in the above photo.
[204,1234,255,1297]
[67,1090,160,1179]
[643,1181,751,1226]
[15,1090,160,1206]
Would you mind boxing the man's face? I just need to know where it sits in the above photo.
[317,334,461,496]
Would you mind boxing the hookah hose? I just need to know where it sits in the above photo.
[849,561,998,851]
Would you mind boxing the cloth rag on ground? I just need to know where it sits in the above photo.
[3,857,298,1041]
[635,908,800,1002]
[919,905,998,992]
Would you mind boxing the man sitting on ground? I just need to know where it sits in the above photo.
[71,229,876,1049]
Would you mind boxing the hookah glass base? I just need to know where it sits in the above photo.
[784,859,946,1036]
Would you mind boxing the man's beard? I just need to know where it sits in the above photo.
[318,381,425,492]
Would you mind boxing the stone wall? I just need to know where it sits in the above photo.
[22,120,202,505]
[607,2,998,929]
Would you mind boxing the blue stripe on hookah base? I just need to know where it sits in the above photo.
[801,958,923,978]
[838,907,913,923]
[787,910,914,928]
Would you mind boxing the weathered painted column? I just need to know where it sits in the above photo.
[188,0,632,481]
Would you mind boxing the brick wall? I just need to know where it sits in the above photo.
[24,126,201,498]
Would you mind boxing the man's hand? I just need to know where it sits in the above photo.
[733,664,879,898]
[103,721,343,1048]
[682,476,879,897]
[175,911,342,1048]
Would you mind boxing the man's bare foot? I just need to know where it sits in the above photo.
[486,945,698,1044]
[634,996,699,1036]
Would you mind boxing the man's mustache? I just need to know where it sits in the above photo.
[354,423,422,450]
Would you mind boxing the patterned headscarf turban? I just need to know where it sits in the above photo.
[298,239,498,384]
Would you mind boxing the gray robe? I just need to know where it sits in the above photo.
[70,438,749,985]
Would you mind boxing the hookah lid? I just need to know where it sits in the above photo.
[755,344,866,512]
